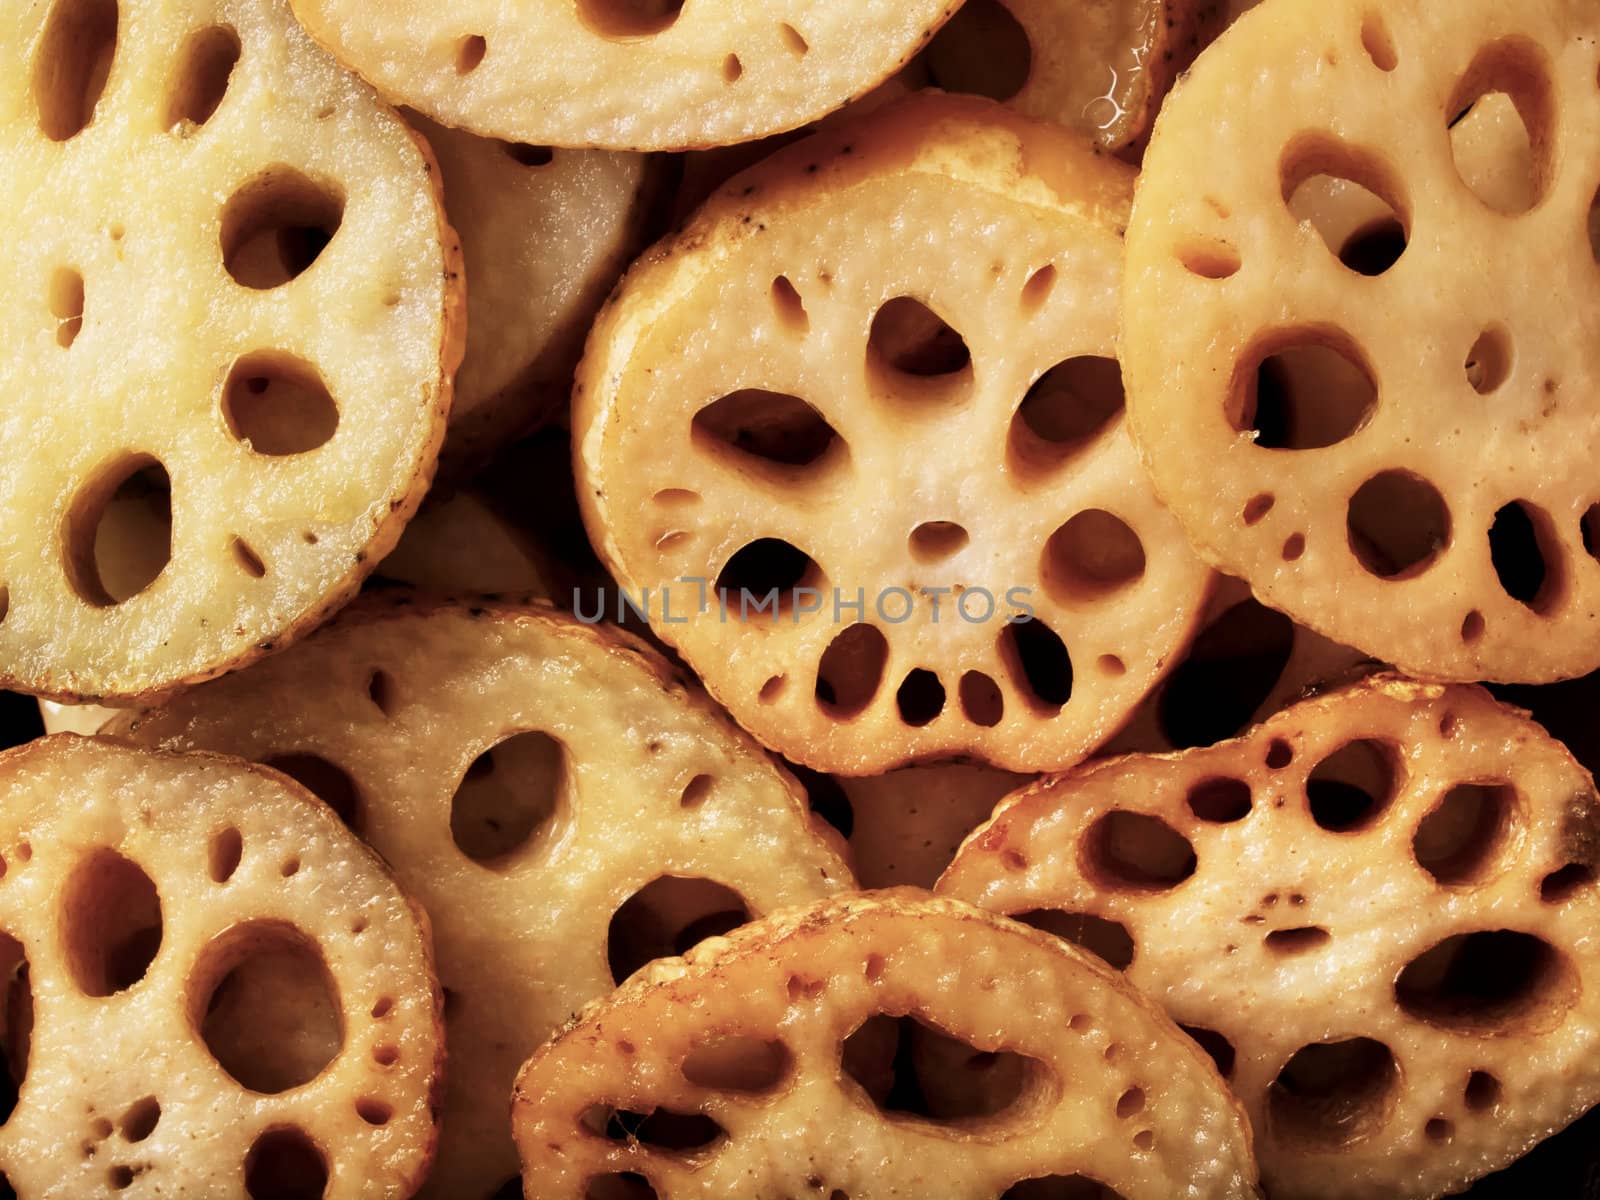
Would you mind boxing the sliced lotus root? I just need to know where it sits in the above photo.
[921,0,1225,156]
[1121,0,1600,682]
[0,735,440,1197]
[510,891,1258,1198]
[1109,575,1375,755]
[939,676,1600,1198]
[374,488,554,599]
[576,93,1213,775]
[288,0,959,152]
[408,114,652,473]
[804,763,1031,889]
[0,0,463,702]
[108,600,851,1200]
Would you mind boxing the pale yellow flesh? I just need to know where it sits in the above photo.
[375,490,553,598]
[0,736,440,1199]
[110,601,852,1200]
[577,93,1214,775]
[941,677,1600,1199]
[290,0,960,151]
[0,0,460,701]
[511,892,1259,1198]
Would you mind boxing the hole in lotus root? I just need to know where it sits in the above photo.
[923,0,1032,103]
[209,827,242,883]
[220,169,343,290]
[681,1035,792,1093]
[191,921,342,1093]
[692,390,840,470]
[33,0,119,142]
[264,754,362,831]
[1187,778,1253,824]
[49,266,85,348]
[815,624,889,718]
[449,732,564,865]
[895,669,945,727]
[791,766,852,838]
[1307,739,1400,832]
[1232,332,1378,449]
[165,24,239,129]
[1158,599,1294,749]
[222,352,339,455]
[1360,11,1398,71]
[453,34,487,73]
[1347,470,1451,579]
[841,1013,1045,1124]
[63,454,172,607]
[715,539,823,621]
[1489,500,1564,614]
[868,297,971,379]
[1447,40,1554,214]
[581,1104,723,1152]
[607,877,750,984]
[1465,325,1513,394]
[1001,1177,1128,1199]
[1180,1025,1237,1079]
[0,935,29,1125]
[1414,782,1516,886]
[1043,511,1145,604]
[583,1176,657,1200]
[1395,929,1577,1036]
[999,619,1073,713]
[908,520,969,564]
[575,0,684,39]
[1009,356,1125,473]
[119,1096,159,1142]
[959,671,1004,727]
[1014,910,1135,971]
[1541,861,1596,904]
[244,1126,328,1200]
[61,849,161,996]
[1283,136,1409,276]
[1464,1070,1502,1112]
[502,142,553,166]
[1264,927,1331,955]
[770,275,808,330]
[1082,812,1197,892]
[1268,1037,1398,1149]
[1177,238,1242,280]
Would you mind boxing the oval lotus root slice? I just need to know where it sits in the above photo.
[509,891,1259,1199]
[0,0,463,702]
[1121,0,1600,682]
[1109,575,1374,755]
[922,0,1225,157]
[374,488,555,599]
[288,0,959,152]
[0,735,441,1198]
[939,676,1600,1199]
[408,113,653,474]
[576,93,1214,775]
[107,600,852,1200]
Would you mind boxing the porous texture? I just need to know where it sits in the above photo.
[940,677,1600,1199]
[577,93,1213,775]
[1122,0,1600,682]
[289,0,960,151]
[408,113,650,473]
[0,736,441,1198]
[110,600,852,1200]
[0,0,463,702]
[510,891,1260,1199]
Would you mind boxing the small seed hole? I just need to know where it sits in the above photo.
[895,669,945,727]
[1465,325,1512,394]
[455,34,486,73]
[1347,471,1451,579]
[165,24,239,128]
[49,266,85,348]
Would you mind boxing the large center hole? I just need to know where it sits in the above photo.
[1346,471,1451,579]
[449,732,564,865]
[1081,812,1196,892]
[220,167,344,290]
[1307,739,1400,832]
[1268,1037,1398,1150]
[692,390,840,471]
[815,623,889,719]
[869,297,971,379]
[1413,782,1516,886]
[841,1012,1046,1125]
[1008,356,1125,473]
[222,352,339,455]
[191,921,343,1093]
[33,0,119,142]
[1233,336,1378,450]
[60,848,162,996]
[64,455,172,607]
[1395,929,1576,1036]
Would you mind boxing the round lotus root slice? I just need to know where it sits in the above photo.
[939,676,1600,1199]
[108,599,852,1200]
[407,114,653,474]
[509,891,1259,1199]
[287,0,960,152]
[575,93,1214,775]
[1109,575,1374,755]
[0,735,441,1198]
[0,0,463,703]
[1121,0,1600,683]
[921,0,1225,157]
